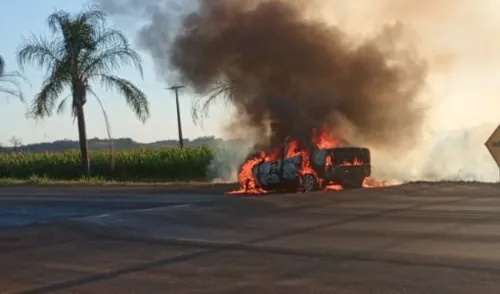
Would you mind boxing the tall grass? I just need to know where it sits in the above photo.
[0,147,214,181]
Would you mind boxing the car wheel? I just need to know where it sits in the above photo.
[301,174,318,192]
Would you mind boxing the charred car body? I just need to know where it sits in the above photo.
[251,145,371,192]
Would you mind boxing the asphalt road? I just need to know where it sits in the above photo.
[1,182,500,293]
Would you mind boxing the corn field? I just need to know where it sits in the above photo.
[0,147,214,181]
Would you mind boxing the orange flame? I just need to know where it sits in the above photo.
[227,126,389,195]
[226,152,268,195]
[313,127,342,149]
[341,157,363,166]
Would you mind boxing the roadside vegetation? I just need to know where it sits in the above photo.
[0,147,214,183]
[1,5,227,185]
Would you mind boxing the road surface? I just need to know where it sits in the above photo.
[1,182,500,293]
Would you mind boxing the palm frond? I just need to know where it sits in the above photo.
[83,47,143,78]
[56,97,67,114]
[192,80,238,125]
[91,28,128,52]
[17,37,72,118]
[0,70,30,85]
[88,86,115,170]
[0,71,28,102]
[192,93,217,127]
[55,95,72,115]
[95,74,149,123]
[74,6,106,49]
[0,86,23,101]
[47,10,71,36]
[80,23,142,77]
[75,5,106,29]
[47,7,98,62]
[81,31,143,78]
[17,35,62,75]
[26,55,71,119]
[29,78,65,119]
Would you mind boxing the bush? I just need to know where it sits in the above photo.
[0,146,214,181]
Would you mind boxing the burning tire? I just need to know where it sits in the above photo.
[301,174,318,192]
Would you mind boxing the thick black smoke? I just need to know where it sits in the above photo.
[170,0,428,149]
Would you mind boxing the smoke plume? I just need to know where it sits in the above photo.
[169,0,428,150]
[95,0,500,182]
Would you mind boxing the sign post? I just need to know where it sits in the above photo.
[485,124,500,182]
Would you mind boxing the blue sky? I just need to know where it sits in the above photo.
[0,0,226,146]
[2,0,500,148]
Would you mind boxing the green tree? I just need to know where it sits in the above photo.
[17,5,149,177]
[0,55,25,101]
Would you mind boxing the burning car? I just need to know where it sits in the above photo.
[228,129,373,195]
[242,145,370,193]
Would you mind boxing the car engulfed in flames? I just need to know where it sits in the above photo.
[228,128,385,195]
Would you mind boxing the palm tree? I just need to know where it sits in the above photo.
[0,55,25,101]
[17,5,149,177]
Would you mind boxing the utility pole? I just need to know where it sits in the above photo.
[167,85,185,148]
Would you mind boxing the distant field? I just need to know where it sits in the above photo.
[0,147,214,182]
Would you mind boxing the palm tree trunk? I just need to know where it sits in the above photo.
[76,105,90,177]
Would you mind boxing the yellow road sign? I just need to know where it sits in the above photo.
[485,124,500,167]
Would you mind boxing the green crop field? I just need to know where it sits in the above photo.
[0,147,215,181]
